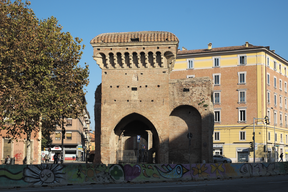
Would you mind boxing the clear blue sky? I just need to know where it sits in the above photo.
[27,0,288,131]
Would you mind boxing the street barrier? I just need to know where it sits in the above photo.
[0,162,287,189]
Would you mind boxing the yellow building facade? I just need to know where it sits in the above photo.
[170,42,288,163]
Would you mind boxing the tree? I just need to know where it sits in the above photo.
[0,0,89,164]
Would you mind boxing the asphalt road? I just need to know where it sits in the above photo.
[1,175,287,192]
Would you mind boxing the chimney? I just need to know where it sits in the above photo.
[182,47,187,51]
[271,50,275,53]
[245,42,249,47]
[208,43,212,50]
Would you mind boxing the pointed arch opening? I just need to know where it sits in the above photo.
[113,113,159,164]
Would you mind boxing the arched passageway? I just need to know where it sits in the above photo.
[169,105,202,163]
[114,113,159,164]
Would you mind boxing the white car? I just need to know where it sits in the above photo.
[213,155,232,163]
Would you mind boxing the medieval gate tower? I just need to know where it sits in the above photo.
[91,31,214,164]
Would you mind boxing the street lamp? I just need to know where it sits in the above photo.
[61,117,65,164]
[253,116,269,163]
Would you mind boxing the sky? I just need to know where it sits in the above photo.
[26,0,288,131]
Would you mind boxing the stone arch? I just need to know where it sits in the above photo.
[156,51,162,67]
[113,113,159,164]
[148,52,154,66]
[108,52,115,67]
[116,52,123,67]
[164,51,175,70]
[169,105,202,163]
[140,52,146,67]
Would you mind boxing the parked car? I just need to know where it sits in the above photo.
[213,155,232,163]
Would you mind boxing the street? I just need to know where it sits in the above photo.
[1,175,287,192]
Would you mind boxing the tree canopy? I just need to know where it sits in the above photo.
[0,0,89,163]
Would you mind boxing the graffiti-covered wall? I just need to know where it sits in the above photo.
[1,163,288,188]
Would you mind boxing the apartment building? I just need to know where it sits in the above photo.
[0,131,41,164]
[171,42,288,162]
[50,108,91,161]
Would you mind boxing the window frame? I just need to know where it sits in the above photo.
[280,112,283,126]
[213,57,220,67]
[279,64,282,74]
[66,118,72,126]
[55,132,61,140]
[214,110,221,123]
[213,91,221,105]
[214,131,220,141]
[274,93,277,107]
[213,73,221,86]
[275,133,278,142]
[239,131,246,141]
[280,95,283,108]
[238,72,247,84]
[274,61,277,71]
[267,91,271,104]
[274,76,277,88]
[285,82,287,92]
[238,89,246,104]
[186,75,195,78]
[238,55,247,65]
[267,73,270,86]
[268,132,271,141]
[280,79,282,90]
[238,107,247,123]
[187,59,194,69]
[66,132,72,140]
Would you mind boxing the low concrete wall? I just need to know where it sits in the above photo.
[0,162,287,188]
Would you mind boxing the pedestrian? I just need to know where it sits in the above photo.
[53,153,58,164]
[280,153,283,162]
[5,155,11,164]
[44,154,49,163]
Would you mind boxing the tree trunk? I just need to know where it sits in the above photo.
[26,131,31,164]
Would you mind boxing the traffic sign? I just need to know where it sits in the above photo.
[137,135,141,143]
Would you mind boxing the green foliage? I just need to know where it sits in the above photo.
[0,0,89,145]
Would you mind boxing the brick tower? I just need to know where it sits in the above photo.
[91,31,214,164]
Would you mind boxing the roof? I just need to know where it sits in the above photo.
[178,44,268,55]
[90,31,179,44]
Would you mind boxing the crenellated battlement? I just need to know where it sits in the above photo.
[91,31,179,71]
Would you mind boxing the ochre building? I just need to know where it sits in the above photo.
[174,42,288,162]
[91,31,214,164]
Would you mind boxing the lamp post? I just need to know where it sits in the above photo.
[253,116,269,163]
[61,117,65,164]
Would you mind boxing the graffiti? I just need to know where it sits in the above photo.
[123,164,140,181]
[210,163,224,177]
[191,164,208,177]
[110,165,124,181]
[0,168,23,180]
[1,162,288,189]
[23,164,64,185]
[240,163,276,176]
[155,164,188,179]
[14,151,23,162]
